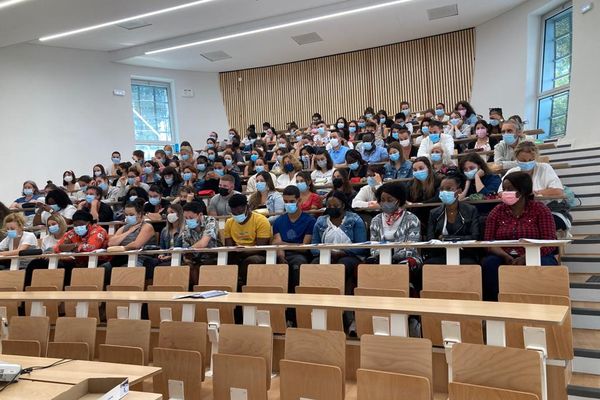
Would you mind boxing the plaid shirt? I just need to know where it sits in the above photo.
[484,200,556,256]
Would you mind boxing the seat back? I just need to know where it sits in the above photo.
[452,343,543,400]
[47,317,97,360]
[151,266,190,287]
[65,268,104,320]
[193,265,238,324]
[25,269,65,324]
[355,264,409,336]
[0,270,25,320]
[106,267,146,321]
[158,321,208,378]
[449,382,540,399]
[99,318,151,365]
[213,324,273,399]
[147,266,190,327]
[2,316,50,357]
[499,266,570,296]
[421,265,483,345]
[243,264,288,334]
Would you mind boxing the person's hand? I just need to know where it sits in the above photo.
[77,201,86,210]
[477,169,485,178]
[186,193,195,202]
[511,256,526,265]
[158,254,171,261]
[367,200,379,208]
[38,203,51,212]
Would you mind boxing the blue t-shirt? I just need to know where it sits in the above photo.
[328,146,350,165]
[273,212,316,244]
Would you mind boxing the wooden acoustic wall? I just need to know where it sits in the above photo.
[219,28,475,132]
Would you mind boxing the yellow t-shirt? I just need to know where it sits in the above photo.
[224,211,272,246]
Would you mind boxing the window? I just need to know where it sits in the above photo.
[537,5,572,138]
[131,79,177,159]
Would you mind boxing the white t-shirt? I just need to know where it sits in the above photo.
[276,173,297,189]
[417,134,455,159]
[246,172,277,193]
[41,235,60,252]
[311,169,334,186]
[352,185,379,209]
[498,163,564,193]
[41,204,77,224]
[0,231,38,252]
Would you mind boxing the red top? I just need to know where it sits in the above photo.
[484,200,557,256]
[300,192,323,212]
[54,224,109,254]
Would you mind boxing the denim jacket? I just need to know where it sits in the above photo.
[384,160,413,180]
[311,211,368,257]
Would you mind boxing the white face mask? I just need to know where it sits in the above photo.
[399,139,411,147]
[64,175,73,183]
[166,213,179,223]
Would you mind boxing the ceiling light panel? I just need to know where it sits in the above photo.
[0,0,28,10]
[291,32,323,46]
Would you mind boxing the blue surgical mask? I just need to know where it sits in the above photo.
[431,153,442,163]
[208,154,216,161]
[225,159,233,166]
[503,133,517,145]
[464,168,478,180]
[330,138,339,148]
[250,154,259,162]
[348,161,360,171]
[127,177,136,185]
[256,182,267,192]
[198,164,207,172]
[207,143,215,149]
[233,213,247,224]
[365,113,373,119]
[80,186,88,193]
[6,230,17,239]
[379,117,386,124]
[23,188,34,196]
[363,142,373,151]
[98,183,108,191]
[518,160,536,171]
[285,203,298,214]
[358,122,366,128]
[129,195,138,202]
[402,109,410,116]
[143,167,153,174]
[489,119,500,126]
[450,118,460,126]
[392,132,399,140]
[181,154,190,161]
[337,123,344,129]
[390,152,400,162]
[149,197,161,206]
[215,168,225,177]
[255,165,265,173]
[421,126,430,135]
[413,170,429,182]
[125,215,137,225]
[317,127,326,135]
[74,225,88,237]
[185,218,199,229]
[349,126,357,133]
[50,204,61,212]
[429,133,440,143]
[435,109,445,116]
[297,182,308,192]
[48,225,60,235]
[165,150,172,156]
[164,177,174,186]
[85,194,95,204]
[439,190,457,205]
[367,176,377,187]
[112,157,121,164]
[183,172,193,181]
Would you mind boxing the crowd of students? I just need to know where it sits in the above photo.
[1,100,568,321]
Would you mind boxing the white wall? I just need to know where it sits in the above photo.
[472,0,597,147]
[0,43,228,205]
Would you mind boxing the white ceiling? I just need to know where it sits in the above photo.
[1,0,528,72]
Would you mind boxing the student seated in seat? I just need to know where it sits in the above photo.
[459,152,502,216]
[224,194,273,289]
[276,154,302,189]
[295,171,323,211]
[345,150,368,181]
[311,149,335,187]
[417,119,454,159]
[273,185,317,293]
[157,204,185,267]
[158,166,184,198]
[384,142,413,180]
[33,189,77,225]
[248,171,284,223]
[466,120,498,161]
[430,143,455,177]
[493,118,530,170]
[352,165,385,209]
[482,172,558,301]
[10,180,43,217]
[358,132,388,164]
[208,174,239,217]
[0,213,39,270]
[78,186,114,223]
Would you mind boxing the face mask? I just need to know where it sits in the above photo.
[429,133,440,143]
[379,117,386,124]
[392,132,399,140]
[233,212,247,224]
[358,122,366,128]
[207,143,215,149]
[99,182,108,191]
[365,113,374,119]
[399,139,411,148]
[398,122,406,127]
[435,109,444,116]
[518,160,536,171]
[165,150,172,156]
[50,204,61,212]
[402,109,410,116]
[325,207,342,218]
[502,133,517,145]
[125,215,137,225]
[94,171,102,177]
[501,191,519,206]
[149,197,161,206]
[421,126,430,135]
[182,154,192,162]
[349,126,357,133]
[301,155,310,163]
[6,230,17,239]
[367,176,377,188]
[156,158,164,164]
[255,165,265,173]
[166,213,179,224]
[464,168,478,180]
[317,127,326,135]
[23,188,33,196]
[64,175,73,183]
[363,142,373,151]
[129,195,138,202]
[380,201,398,214]
[476,129,487,138]
[74,225,88,237]
[127,177,136,185]
[296,135,303,142]
[164,177,174,186]
[215,168,225,177]
[143,167,153,174]
[330,138,339,148]
[439,190,457,205]
[48,225,60,235]
[332,178,343,189]
[390,152,401,162]
[183,172,193,181]
[256,182,267,192]
[317,160,328,169]
[85,194,95,204]
[284,163,294,173]
[218,187,230,197]
[431,153,442,163]
[198,164,207,172]
[250,154,259,162]
[458,109,467,117]
[185,218,199,229]
[413,170,429,182]
[285,203,298,214]
[348,161,359,171]
[297,182,308,192]
[208,154,216,161]
[450,118,461,126]
[112,157,121,164]
[489,119,500,126]
[337,123,345,129]
[226,159,234,167]
[80,186,88,192]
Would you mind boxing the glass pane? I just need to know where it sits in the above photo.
[537,91,569,139]
[555,35,571,59]
[135,144,167,161]
[131,81,174,144]
[541,7,572,92]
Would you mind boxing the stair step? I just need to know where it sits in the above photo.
[563,255,600,273]
[573,302,600,311]
[568,239,600,253]
[571,224,600,236]
[569,372,600,399]
[558,164,600,176]
[574,329,600,351]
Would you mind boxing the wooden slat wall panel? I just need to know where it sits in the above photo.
[220,28,475,132]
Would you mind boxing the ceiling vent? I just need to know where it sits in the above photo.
[200,50,232,62]
[427,4,459,20]
[291,32,323,46]
[117,19,152,30]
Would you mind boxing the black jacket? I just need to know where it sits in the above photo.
[427,201,481,241]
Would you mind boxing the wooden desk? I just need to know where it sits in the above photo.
[0,379,73,400]
[0,355,161,386]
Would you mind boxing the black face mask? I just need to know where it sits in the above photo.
[325,207,342,218]
[219,188,230,197]
[116,170,123,176]
[332,178,343,189]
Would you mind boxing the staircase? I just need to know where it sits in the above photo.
[542,143,600,399]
